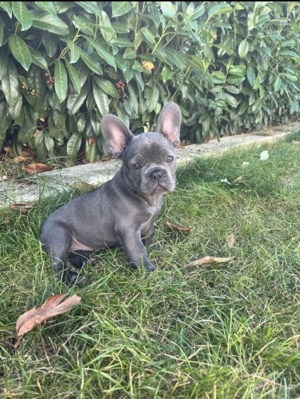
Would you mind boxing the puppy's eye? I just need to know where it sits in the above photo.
[132,163,140,170]
[166,156,173,162]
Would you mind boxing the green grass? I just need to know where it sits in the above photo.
[1,132,300,398]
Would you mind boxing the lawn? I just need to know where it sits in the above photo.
[1,132,300,398]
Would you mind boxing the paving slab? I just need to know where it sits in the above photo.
[0,121,299,208]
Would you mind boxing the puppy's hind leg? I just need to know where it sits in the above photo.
[40,223,82,286]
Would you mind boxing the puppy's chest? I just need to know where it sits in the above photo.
[138,203,161,230]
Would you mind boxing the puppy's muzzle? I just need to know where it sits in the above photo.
[150,169,165,182]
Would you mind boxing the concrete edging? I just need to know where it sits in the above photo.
[0,121,299,208]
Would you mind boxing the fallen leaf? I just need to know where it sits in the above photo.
[1,174,8,182]
[221,178,231,185]
[98,156,112,163]
[233,176,243,182]
[11,203,33,213]
[22,163,53,175]
[226,233,235,248]
[14,294,81,349]
[166,221,192,233]
[3,146,14,158]
[187,256,235,267]
[260,150,269,161]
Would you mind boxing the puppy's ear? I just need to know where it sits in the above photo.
[156,102,181,147]
[101,115,134,158]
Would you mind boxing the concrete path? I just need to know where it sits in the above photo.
[1,121,299,208]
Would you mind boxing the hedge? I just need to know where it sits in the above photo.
[0,1,299,162]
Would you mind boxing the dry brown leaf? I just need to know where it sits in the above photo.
[166,221,192,233]
[233,176,243,182]
[10,203,33,213]
[226,233,235,248]
[88,137,96,146]
[22,163,53,175]
[14,294,81,349]
[187,256,235,267]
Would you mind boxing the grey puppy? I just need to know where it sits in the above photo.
[40,102,181,285]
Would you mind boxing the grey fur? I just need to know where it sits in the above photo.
[40,102,181,285]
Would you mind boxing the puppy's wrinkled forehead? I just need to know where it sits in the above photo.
[126,132,175,161]
[132,132,174,152]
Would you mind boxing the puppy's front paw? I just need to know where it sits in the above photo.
[144,262,156,272]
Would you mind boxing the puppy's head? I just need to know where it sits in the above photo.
[101,103,181,197]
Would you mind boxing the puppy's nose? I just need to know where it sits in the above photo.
[150,169,163,181]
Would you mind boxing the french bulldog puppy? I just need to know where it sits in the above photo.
[40,102,181,285]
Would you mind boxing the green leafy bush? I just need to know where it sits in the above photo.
[0,1,299,162]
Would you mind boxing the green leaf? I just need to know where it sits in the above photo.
[111,38,134,48]
[0,47,8,80]
[76,1,101,15]
[279,50,300,62]
[211,71,226,84]
[145,83,160,113]
[0,15,4,45]
[94,77,119,98]
[238,39,249,58]
[162,66,172,84]
[223,93,238,108]
[160,2,177,19]
[274,75,282,92]
[228,66,246,76]
[1,60,20,107]
[65,60,81,94]
[80,51,103,75]
[116,106,129,127]
[134,30,144,52]
[44,131,55,156]
[54,60,68,103]
[67,85,88,115]
[34,2,57,16]
[29,47,48,71]
[84,37,116,70]
[123,48,136,60]
[189,5,205,20]
[282,73,297,82]
[73,15,95,35]
[141,28,156,45]
[9,95,23,120]
[8,34,32,71]
[246,65,255,86]
[111,2,133,18]
[126,83,138,115]
[12,2,33,31]
[67,133,82,160]
[85,138,98,162]
[43,32,58,57]
[31,10,69,35]
[0,101,12,135]
[99,10,115,43]
[166,48,185,70]
[76,114,86,134]
[208,3,232,18]
[224,85,240,94]
[90,110,101,136]
[92,80,110,116]
[0,2,12,17]
[67,40,81,64]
